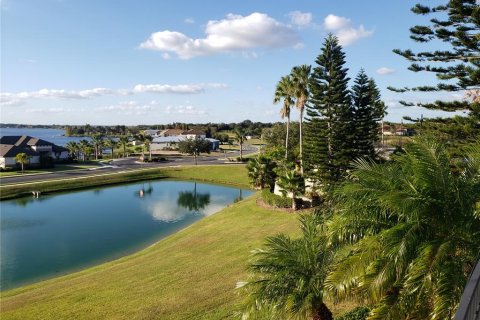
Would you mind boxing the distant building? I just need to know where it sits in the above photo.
[0,136,68,169]
[143,129,162,137]
[150,135,219,152]
[395,126,415,136]
[381,124,394,136]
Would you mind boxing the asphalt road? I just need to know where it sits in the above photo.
[0,148,256,186]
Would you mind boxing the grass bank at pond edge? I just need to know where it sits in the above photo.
[0,165,250,200]
[1,195,296,319]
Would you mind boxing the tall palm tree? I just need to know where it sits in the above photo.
[234,129,245,161]
[144,135,153,161]
[291,65,311,175]
[78,139,92,161]
[274,75,295,159]
[118,135,129,158]
[104,138,118,160]
[91,134,104,160]
[326,139,480,319]
[238,214,334,320]
[14,153,29,174]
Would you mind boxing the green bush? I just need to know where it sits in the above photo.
[261,189,290,208]
[336,306,370,320]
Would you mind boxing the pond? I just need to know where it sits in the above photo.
[0,180,252,290]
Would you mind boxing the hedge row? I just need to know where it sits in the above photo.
[261,189,291,208]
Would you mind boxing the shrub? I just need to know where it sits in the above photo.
[261,189,290,208]
[336,307,370,320]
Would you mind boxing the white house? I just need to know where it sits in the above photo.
[150,136,220,152]
[0,136,69,169]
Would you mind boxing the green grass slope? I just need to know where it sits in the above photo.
[1,194,299,320]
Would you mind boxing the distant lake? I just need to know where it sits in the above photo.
[0,127,89,146]
[0,180,251,290]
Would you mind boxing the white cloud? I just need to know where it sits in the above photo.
[184,18,195,24]
[97,101,153,115]
[25,107,69,113]
[324,14,350,30]
[0,83,227,106]
[288,11,312,27]
[133,83,227,94]
[323,14,373,46]
[139,12,302,59]
[377,67,395,75]
[165,105,207,115]
[134,84,204,94]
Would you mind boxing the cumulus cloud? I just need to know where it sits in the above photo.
[139,12,302,59]
[323,14,373,46]
[0,83,227,106]
[377,67,395,75]
[165,105,207,115]
[288,11,312,27]
[97,101,153,115]
[133,83,226,94]
[184,18,195,24]
[25,107,70,113]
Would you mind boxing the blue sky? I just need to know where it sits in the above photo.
[1,0,464,125]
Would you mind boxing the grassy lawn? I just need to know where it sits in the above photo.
[0,164,99,178]
[1,193,354,319]
[161,165,249,187]
[0,194,294,319]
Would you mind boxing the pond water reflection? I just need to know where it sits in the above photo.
[0,180,251,290]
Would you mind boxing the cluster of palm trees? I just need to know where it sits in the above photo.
[239,139,480,319]
[274,65,310,174]
[65,134,131,161]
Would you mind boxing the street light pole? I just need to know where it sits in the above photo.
[194,148,198,165]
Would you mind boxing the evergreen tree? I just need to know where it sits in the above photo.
[351,70,386,159]
[304,34,353,185]
[389,0,479,117]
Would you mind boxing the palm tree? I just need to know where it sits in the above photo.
[246,155,277,190]
[91,134,104,160]
[118,135,129,158]
[326,139,480,319]
[274,75,295,159]
[104,138,118,160]
[144,135,153,161]
[14,152,29,174]
[238,214,334,320]
[291,65,311,175]
[277,169,305,210]
[78,139,92,161]
[65,141,79,160]
[234,129,245,161]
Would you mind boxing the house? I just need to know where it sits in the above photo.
[395,127,415,136]
[0,135,69,169]
[381,124,394,136]
[150,136,220,152]
[182,129,206,139]
[143,129,162,137]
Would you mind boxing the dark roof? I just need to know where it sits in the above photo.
[0,144,38,157]
[0,136,23,145]
[52,145,68,152]
[27,137,54,146]
[0,135,65,157]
